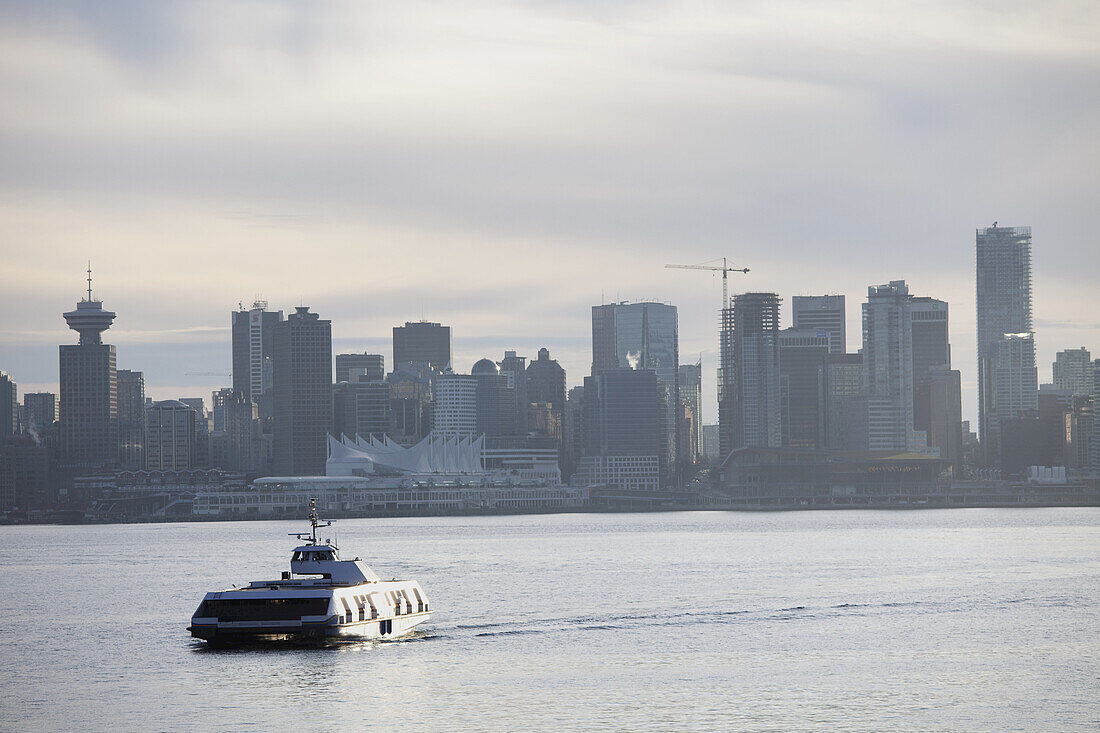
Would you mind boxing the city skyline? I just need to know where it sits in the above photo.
[1,2,1098,428]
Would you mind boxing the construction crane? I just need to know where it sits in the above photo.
[665,257,750,309]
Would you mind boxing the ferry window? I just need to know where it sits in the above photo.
[292,552,301,562]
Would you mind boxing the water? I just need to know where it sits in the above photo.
[1,509,1097,731]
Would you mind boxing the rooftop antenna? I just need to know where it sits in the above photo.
[289,497,332,546]
[86,261,93,302]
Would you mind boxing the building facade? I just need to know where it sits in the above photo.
[431,372,477,439]
[393,321,451,372]
[116,369,145,470]
[582,368,663,486]
[862,281,926,451]
[719,292,781,456]
[336,353,385,385]
[145,400,196,471]
[778,328,828,448]
[976,224,1034,465]
[231,301,283,422]
[59,279,118,466]
[272,306,332,476]
[1053,348,1093,397]
[23,392,56,434]
[791,295,846,354]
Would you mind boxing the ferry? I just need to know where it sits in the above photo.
[188,500,431,644]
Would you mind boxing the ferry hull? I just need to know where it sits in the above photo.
[189,612,430,645]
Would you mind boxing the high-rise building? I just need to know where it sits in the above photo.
[393,321,451,372]
[473,358,516,437]
[431,372,477,439]
[862,281,926,451]
[992,333,1039,436]
[581,368,663,487]
[499,351,528,435]
[1091,360,1100,471]
[826,353,863,449]
[591,301,679,476]
[719,293,781,456]
[116,370,145,470]
[231,301,284,423]
[23,392,56,434]
[333,381,391,439]
[909,297,958,459]
[678,363,702,463]
[1053,348,1093,397]
[223,390,263,473]
[0,370,16,438]
[778,328,828,448]
[562,385,585,480]
[976,224,1035,465]
[336,353,385,385]
[211,387,234,432]
[791,295,846,354]
[527,348,566,440]
[272,306,332,476]
[59,272,118,466]
[145,400,196,470]
[387,362,435,445]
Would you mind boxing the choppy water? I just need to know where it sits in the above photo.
[1,509,1097,731]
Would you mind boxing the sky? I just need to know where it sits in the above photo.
[1,0,1097,425]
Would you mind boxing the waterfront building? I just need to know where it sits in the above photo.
[791,295,846,354]
[0,370,15,438]
[117,369,146,470]
[23,392,56,434]
[336,353,384,385]
[862,281,926,451]
[719,292,781,457]
[393,321,451,372]
[1053,348,1093,397]
[582,368,663,487]
[145,400,196,471]
[272,306,332,476]
[678,363,702,463]
[431,372,477,439]
[591,301,680,476]
[976,224,1035,465]
[778,328,829,449]
[231,301,283,422]
[60,272,118,466]
[0,436,50,511]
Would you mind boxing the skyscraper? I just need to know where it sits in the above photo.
[910,297,959,460]
[976,224,1035,465]
[0,370,15,439]
[791,295,846,354]
[719,292,781,455]
[499,351,528,435]
[677,363,702,463]
[145,400,196,470]
[387,362,435,445]
[272,306,332,476]
[116,369,145,470]
[431,372,477,439]
[992,333,1038,436]
[231,302,283,422]
[862,281,926,451]
[472,358,516,437]
[527,348,566,439]
[336,353,385,384]
[826,353,863,449]
[580,368,663,489]
[60,271,118,466]
[1053,348,1093,397]
[778,328,828,448]
[590,301,679,477]
[393,321,451,372]
[23,392,56,434]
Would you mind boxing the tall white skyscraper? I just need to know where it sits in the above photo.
[431,372,477,439]
[976,224,1036,465]
[862,281,927,451]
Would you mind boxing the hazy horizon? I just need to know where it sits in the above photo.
[2,1,1098,425]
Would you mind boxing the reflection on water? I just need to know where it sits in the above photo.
[1,509,1098,731]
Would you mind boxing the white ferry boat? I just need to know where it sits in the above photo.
[188,500,431,644]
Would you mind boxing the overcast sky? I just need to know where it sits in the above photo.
[1,0,1097,425]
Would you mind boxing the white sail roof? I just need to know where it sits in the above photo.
[326,433,485,476]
